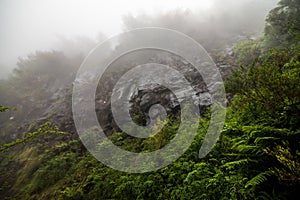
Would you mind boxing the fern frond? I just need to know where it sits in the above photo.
[254,137,279,145]
[257,189,286,200]
[257,191,273,200]
[221,158,257,170]
[235,144,261,155]
[231,139,247,149]
[245,171,273,188]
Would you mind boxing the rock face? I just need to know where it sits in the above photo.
[40,87,76,134]
[92,51,232,135]
[1,49,235,141]
[35,51,235,137]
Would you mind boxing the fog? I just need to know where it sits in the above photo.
[0,0,277,79]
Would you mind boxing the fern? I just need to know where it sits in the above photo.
[221,158,256,170]
[245,171,274,188]
[231,138,247,149]
[254,137,279,145]
[235,144,262,155]
[257,191,273,200]
[257,190,286,200]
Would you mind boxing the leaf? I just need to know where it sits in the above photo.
[245,171,274,188]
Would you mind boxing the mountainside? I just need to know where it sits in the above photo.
[0,1,300,199]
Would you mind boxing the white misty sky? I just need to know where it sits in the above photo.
[0,0,277,78]
[0,0,213,76]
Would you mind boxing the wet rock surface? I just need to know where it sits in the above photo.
[1,49,236,141]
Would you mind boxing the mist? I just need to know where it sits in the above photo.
[0,0,277,79]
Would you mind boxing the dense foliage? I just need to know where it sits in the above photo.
[265,0,300,47]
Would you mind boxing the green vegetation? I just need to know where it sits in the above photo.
[0,106,14,113]
[265,0,300,47]
[0,122,66,153]
[0,0,300,199]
